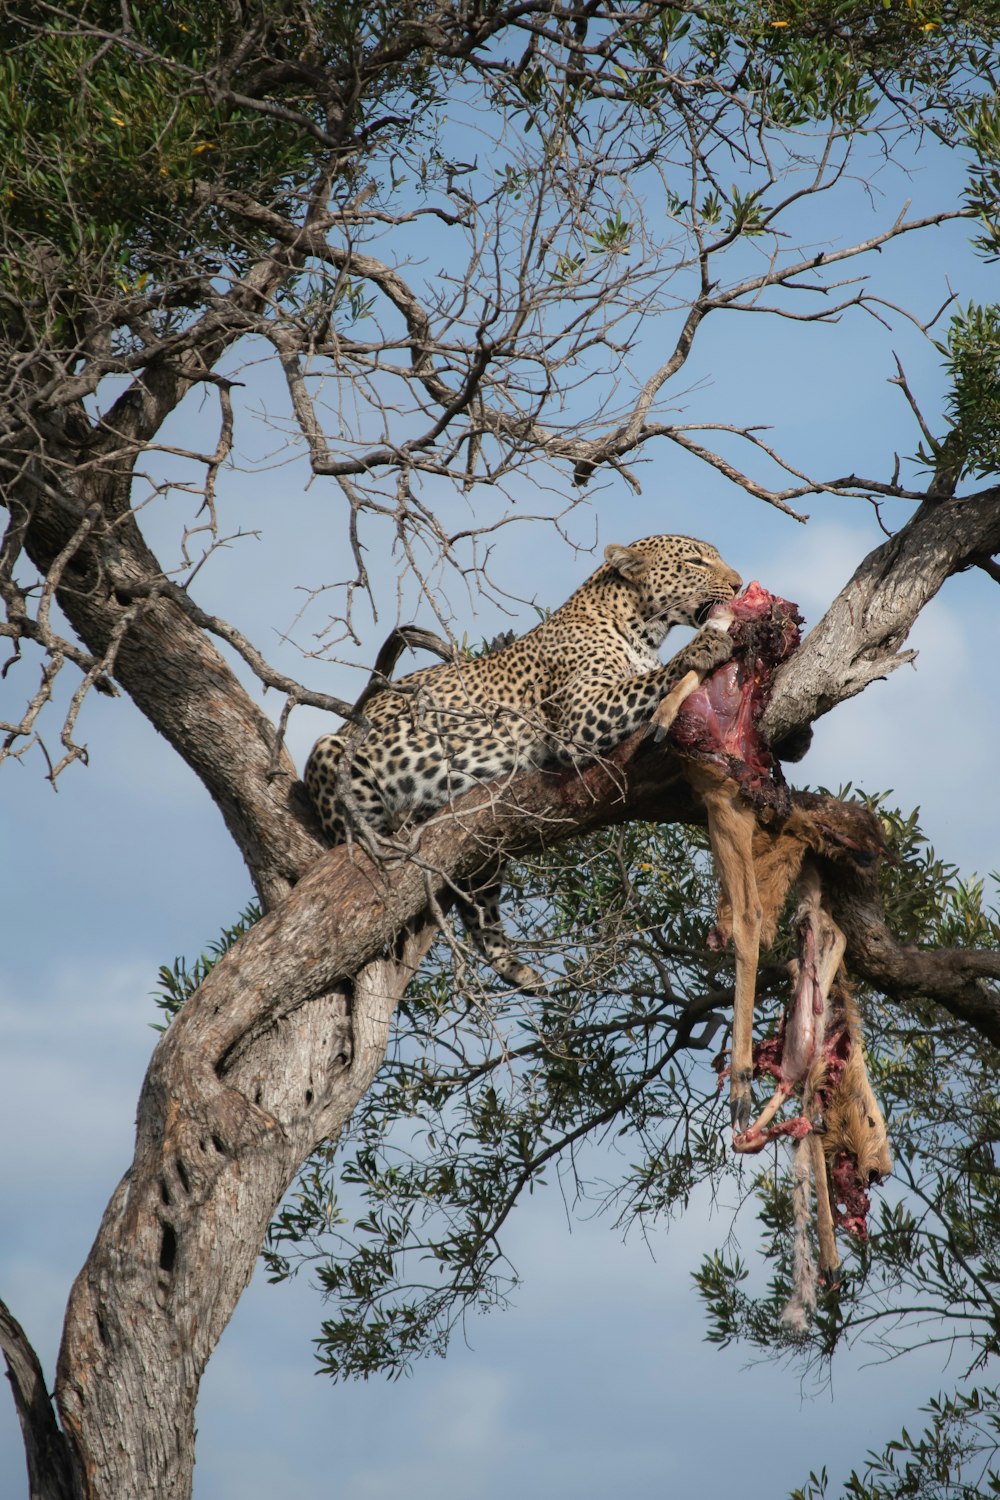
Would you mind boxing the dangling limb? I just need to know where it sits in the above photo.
[797,863,848,1025]
[734,859,850,1153]
[689,769,762,1138]
[647,669,702,741]
[821,983,893,1190]
[811,1131,841,1282]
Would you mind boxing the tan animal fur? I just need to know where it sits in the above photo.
[685,765,891,1320]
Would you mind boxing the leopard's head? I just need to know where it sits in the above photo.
[603,534,742,635]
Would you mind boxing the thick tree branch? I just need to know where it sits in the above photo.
[0,1298,73,1500]
[839,888,1000,1048]
[762,484,1000,743]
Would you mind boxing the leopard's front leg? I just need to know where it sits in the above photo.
[668,612,738,680]
[548,617,735,761]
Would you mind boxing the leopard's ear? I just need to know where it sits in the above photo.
[604,542,648,581]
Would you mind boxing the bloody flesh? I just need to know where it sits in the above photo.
[830,1151,875,1239]
[671,581,887,1239]
[669,580,803,814]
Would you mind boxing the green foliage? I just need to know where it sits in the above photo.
[936,303,1000,480]
[2,5,293,284]
[0,0,440,309]
[7,0,999,344]
[790,1387,1000,1499]
[588,211,632,255]
[965,96,1000,259]
[534,1,1000,294]
[622,0,996,134]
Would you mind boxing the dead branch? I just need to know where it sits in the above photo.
[0,1297,74,1500]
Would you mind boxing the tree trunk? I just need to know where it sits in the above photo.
[55,935,435,1499]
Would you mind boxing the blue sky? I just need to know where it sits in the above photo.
[2,105,999,1498]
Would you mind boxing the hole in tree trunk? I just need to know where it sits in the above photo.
[159,1224,177,1275]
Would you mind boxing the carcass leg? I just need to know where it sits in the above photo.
[782,1130,841,1331]
[649,670,701,740]
[696,775,762,1138]
[733,862,846,1153]
[796,864,847,1025]
[810,1131,841,1282]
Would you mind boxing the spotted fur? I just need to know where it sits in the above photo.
[305,534,742,985]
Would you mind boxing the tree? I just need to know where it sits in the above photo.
[2,2,1000,1496]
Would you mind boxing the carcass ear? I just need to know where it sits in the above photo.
[604,542,648,581]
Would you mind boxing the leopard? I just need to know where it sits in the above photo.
[304,534,743,989]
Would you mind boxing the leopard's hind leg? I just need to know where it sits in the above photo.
[453,865,544,994]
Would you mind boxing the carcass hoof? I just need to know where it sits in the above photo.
[732,1127,763,1155]
[646,670,701,744]
[730,1073,752,1135]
